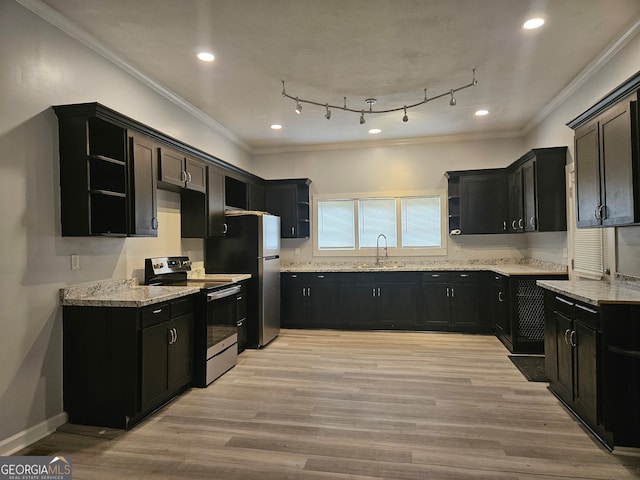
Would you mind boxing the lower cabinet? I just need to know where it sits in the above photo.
[281,273,339,328]
[422,272,485,331]
[543,291,610,446]
[63,295,194,429]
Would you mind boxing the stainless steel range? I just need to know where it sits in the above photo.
[144,256,245,387]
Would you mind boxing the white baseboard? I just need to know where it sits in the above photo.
[0,412,68,456]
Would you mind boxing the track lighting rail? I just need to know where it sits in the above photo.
[281,69,477,123]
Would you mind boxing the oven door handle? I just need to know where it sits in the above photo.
[207,285,241,301]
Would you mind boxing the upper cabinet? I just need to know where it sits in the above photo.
[568,72,640,228]
[446,147,566,236]
[158,147,206,193]
[265,179,311,238]
[54,104,157,237]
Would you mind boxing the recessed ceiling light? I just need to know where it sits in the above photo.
[522,18,545,30]
[270,124,282,130]
[475,109,489,116]
[197,52,215,62]
[368,128,381,135]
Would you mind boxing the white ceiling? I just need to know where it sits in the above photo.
[32,0,640,151]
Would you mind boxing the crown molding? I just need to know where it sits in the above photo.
[522,18,640,135]
[251,129,524,155]
[15,0,252,153]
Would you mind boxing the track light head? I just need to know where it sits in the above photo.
[295,98,302,114]
[449,90,456,106]
[360,111,365,125]
[402,106,408,122]
[325,104,331,120]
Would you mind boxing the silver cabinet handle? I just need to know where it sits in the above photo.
[555,296,574,307]
[564,328,571,345]
[186,171,192,183]
[530,216,536,227]
[518,218,524,229]
[291,226,295,235]
[575,304,598,315]
[302,287,306,297]
[152,217,158,229]
[291,274,297,278]
[594,204,602,220]
[569,330,576,347]
[459,274,469,278]
[498,292,503,302]
[503,221,507,231]
[446,287,450,297]
[372,288,376,297]
[174,327,178,343]
[431,274,440,278]
[307,287,311,297]
[377,288,381,296]
[317,275,325,279]
[223,223,228,234]
[600,205,606,220]
[180,171,187,183]
[512,220,517,230]
[152,309,163,314]
[451,287,455,298]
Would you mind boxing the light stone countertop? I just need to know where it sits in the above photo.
[60,273,251,308]
[281,259,568,277]
[536,280,640,306]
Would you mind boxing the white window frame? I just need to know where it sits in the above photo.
[312,189,448,257]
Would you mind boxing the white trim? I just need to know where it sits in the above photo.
[14,0,252,153]
[522,18,640,135]
[0,412,68,456]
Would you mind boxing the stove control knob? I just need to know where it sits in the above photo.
[154,263,163,269]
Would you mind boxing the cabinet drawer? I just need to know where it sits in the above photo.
[142,303,170,328]
[553,295,575,318]
[574,302,600,330]
[423,272,451,282]
[171,296,194,318]
[236,289,247,320]
[451,272,477,282]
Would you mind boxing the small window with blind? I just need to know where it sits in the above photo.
[313,190,447,257]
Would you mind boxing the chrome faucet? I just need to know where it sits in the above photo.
[376,233,388,266]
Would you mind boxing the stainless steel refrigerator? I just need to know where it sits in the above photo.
[205,213,280,348]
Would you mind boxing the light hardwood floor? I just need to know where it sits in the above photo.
[18,330,640,479]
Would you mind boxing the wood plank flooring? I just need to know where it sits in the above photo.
[18,330,640,479]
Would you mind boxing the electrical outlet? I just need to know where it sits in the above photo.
[71,254,80,270]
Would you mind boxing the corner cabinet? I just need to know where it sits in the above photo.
[265,178,311,238]
[568,71,640,228]
[446,147,567,236]
[54,104,158,237]
[63,295,194,429]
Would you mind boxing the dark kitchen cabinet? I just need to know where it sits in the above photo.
[491,273,509,336]
[128,132,158,236]
[568,72,640,228]
[248,182,266,211]
[158,146,207,193]
[281,273,339,328]
[422,272,485,331]
[340,272,420,329]
[63,295,194,429]
[54,104,159,237]
[507,148,567,233]
[140,299,194,413]
[446,171,508,235]
[543,292,603,440]
[181,166,228,238]
[265,178,311,238]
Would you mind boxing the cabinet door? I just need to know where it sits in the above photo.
[573,321,598,424]
[281,275,308,326]
[491,280,507,332]
[168,313,193,393]
[141,322,170,412]
[554,312,573,403]
[377,283,418,327]
[248,182,265,211]
[341,282,378,329]
[575,122,601,227]
[265,184,298,237]
[450,283,480,327]
[158,147,186,188]
[207,168,226,237]
[307,280,339,327]
[459,174,508,234]
[128,133,158,237]
[508,169,523,232]
[522,161,537,232]
[600,101,635,226]
[185,157,207,193]
[423,283,451,327]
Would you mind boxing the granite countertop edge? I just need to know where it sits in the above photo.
[537,280,640,306]
[60,274,251,308]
